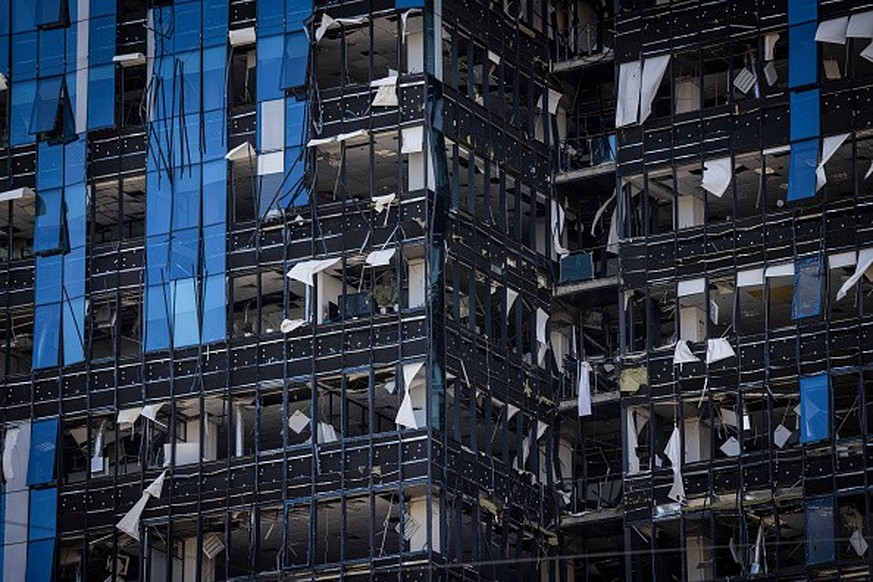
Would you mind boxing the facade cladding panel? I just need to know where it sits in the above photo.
[0,0,870,580]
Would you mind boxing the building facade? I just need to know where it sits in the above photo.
[1,0,871,580]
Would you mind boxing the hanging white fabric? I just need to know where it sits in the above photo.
[664,425,685,502]
[286,258,340,286]
[577,361,592,417]
[673,340,700,365]
[815,17,849,44]
[816,133,850,192]
[615,61,642,128]
[837,248,873,301]
[117,470,168,540]
[639,55,670,124]
[705,338,736,364]
[847,11,873,38]
[371,193,396,214]
[764,33,780,61]
[365,248,396,267]
[701,157,732,198]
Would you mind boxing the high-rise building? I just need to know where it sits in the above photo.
[1,0,869,579]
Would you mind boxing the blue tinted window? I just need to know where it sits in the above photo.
[792,255,822,319]
[35,0,68,28]
[787,139,817,202]
[800,374,829,443]
[62,295,85,365]
[26,539,55,582]
[27,419,59,485]
[173,278,200,347]
[33,189,66,255]
[806,497,834,565]
[790,89,819,142]
[281,31,309,90]
[788,22,817,88]
[29,76,63,135]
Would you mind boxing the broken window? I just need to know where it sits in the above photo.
[806,497,835,565]
[800,374,830,444]
[765,263,794,330]
[116,63,147,126]
[230,45,257,107]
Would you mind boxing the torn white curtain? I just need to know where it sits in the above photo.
[626,408,648,475]
[396,361,426,429]
[847,11,873,38]
[615,61,642,128]
[365,248,396,266]
[371,193,396,213]
[577,361,592,417]
[706,338,736,364]
[506,288,519,312]
[2,427,19,482]
[286,257,340,286]
[401,126,424,154]
[307,129,368,147]
[674,340,700,365]
[677,277,706,297]
[837,248,873,301]
[815,17,849,44]
[816,133,850,192]
[372,84,398,107]
[764,33,780,61]
[280,318,306,334]
[701,157,732,197]
[117,407,143,425]
[639,55,670,124]
[116,470,167,541]
[765,263,794,278]
[288,409,310,434]
[535,308,549,345]
[314,14,367,43]
[537,87,563,115]
[225,141,256,162]
[737,268,765,287]
[664,425,684,502]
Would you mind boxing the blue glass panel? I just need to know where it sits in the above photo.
[285,0,311,29]
[87,63,115,130]
[29,76,63,135]
[202,223,225,276]
[27,419,59,485]
[37,141,63,188]
[90,0,114,18]
[64,137,86,185]
[0,35,8,75]
[62,295,85,365]
[805,497,834,565]
[285,97,306,147]
[787,139,817,202]
[11,30,37,80]
[789,22,817,88]
[10,78,37,146]
[35,0,68,28]
[282,145,307,208]
[788,0,816,25]
[37,27,65,76]
[34,255,63,305]
[169,227,200,280]
[171,181,201,230]
[174,2,202,52]
[201,274,226,343]
[258,171,285,218]
[281,31,309,90]
[202,160,227,226]
[258,34,284,102]
[25,539,55,582]
[792,255,822,320]
[33,304,61,369]
[64,183,87,248]
[0,492,5,576]
[145,284,171,352]
[258,0,284,36]
[145,234,171,285]
[146,173,173,237]
[800,374,829,443]
[179,50,202,117]
[12,0,35,32]
[62,246,86,300]
[28,487,57,541]
[559,252,594,283]
[203,109,226,162]
[88,15,116,66]
[202,46,226,114]
[203,0,228,46]
[790,89,819,142]
[396,0,424,7]
[33,189,66,255]
[173,277,200,347]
